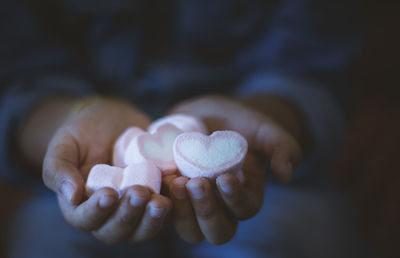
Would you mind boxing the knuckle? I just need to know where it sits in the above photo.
[70,215,101,232]
[181,233,204,244]
[131,224,162,243]
[75,222,97,232]
[237,197,263,221]
[237,211,256,221]
[92,232,120,245]
[129,235,147,243]
[209,224,237,245]
[119,212,139,225]
[195,203,216,220]
[153,195,173,212]
[132,184,151,195]
[209,233,234,245]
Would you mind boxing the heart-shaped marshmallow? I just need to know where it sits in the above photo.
[173,131,248,178]
[121,162,161,194]
[124,123,183,175]
[86,164,123,196]
[148,114,208,134]
[86,162,162,197]
[113,127,144,167]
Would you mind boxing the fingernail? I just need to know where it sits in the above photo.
[173,185,186,200]
[218,179,235,195]
[149,205,165,219]
[99,195,117,209]
[188,183,205,200]
[129,195,147,207]
[61,181,75,202]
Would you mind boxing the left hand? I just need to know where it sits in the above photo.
[163,95,306,244]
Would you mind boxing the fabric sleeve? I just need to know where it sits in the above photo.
[235,0,362,178]
[0,0,95,184]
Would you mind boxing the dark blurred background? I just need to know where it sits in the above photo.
[1,0,400,257]
[335,1,400,257]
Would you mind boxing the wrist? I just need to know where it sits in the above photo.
[17,96,81,170]
[18,95,134,168]
[240,95,312,155]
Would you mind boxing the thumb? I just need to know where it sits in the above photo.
[253,122,303,183]
[43,131,84,205]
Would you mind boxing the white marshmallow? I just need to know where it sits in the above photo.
[86,161,162,197]
[124,123,183,175]
[112,127,144,167]
[148,114,207,134]
[121,162,162,194]
[86,164,123,196]
[173,131,248,178]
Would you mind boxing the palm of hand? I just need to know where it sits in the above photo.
[163,96,303,244]
[43,99,172,243]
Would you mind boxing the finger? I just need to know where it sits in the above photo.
[216,174,251,220]
[216,155,266,220]
[43,131,85,205]
[162,174,177,195]
[170,177,204,243]
[129,194,172,242]
[186,178,237,245]
[92,186,151,244]
[254,122,302,182]
[58,187,119,232]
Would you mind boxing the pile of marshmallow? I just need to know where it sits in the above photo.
[86,114,248,197]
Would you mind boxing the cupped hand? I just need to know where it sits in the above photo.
[43,97,172,243]
[164,95,306,244]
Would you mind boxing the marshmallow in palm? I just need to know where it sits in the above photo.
[148,114,207,134]
[86,162,162,196]
[113,127,144,168]
[124,123,183,175]
[88,114,248,198]
[173,131,248,178]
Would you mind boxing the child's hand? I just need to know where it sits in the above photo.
[42,97,172,244]
[164,95,307,244]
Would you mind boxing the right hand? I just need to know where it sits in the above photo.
[42,97,172,244]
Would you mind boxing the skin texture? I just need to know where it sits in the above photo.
[18,94,309,245]
[163,95,310,244]
[22,97,172,243]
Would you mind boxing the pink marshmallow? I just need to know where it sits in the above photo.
[121,162,162,194]
[86,164,123,196]
[86,161,162,197]
[148,114,208,134]
[173,131,248,178]
[112,127,144,167]
[124,123,183,175]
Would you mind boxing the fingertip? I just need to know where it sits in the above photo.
[98,195,118,209]
[92,188,119,209]
[174,176,190,185]
[271,156,293,183]
[60,181,76,202]
[186,177,208,188]
[186,178,209,200]
[172,177,189,200]
[59,179,85,205]
[125,185,151,207]
[131,185,152,197]
[147,195,172,219]
[216,173,238,195]
[43,155,85,205]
